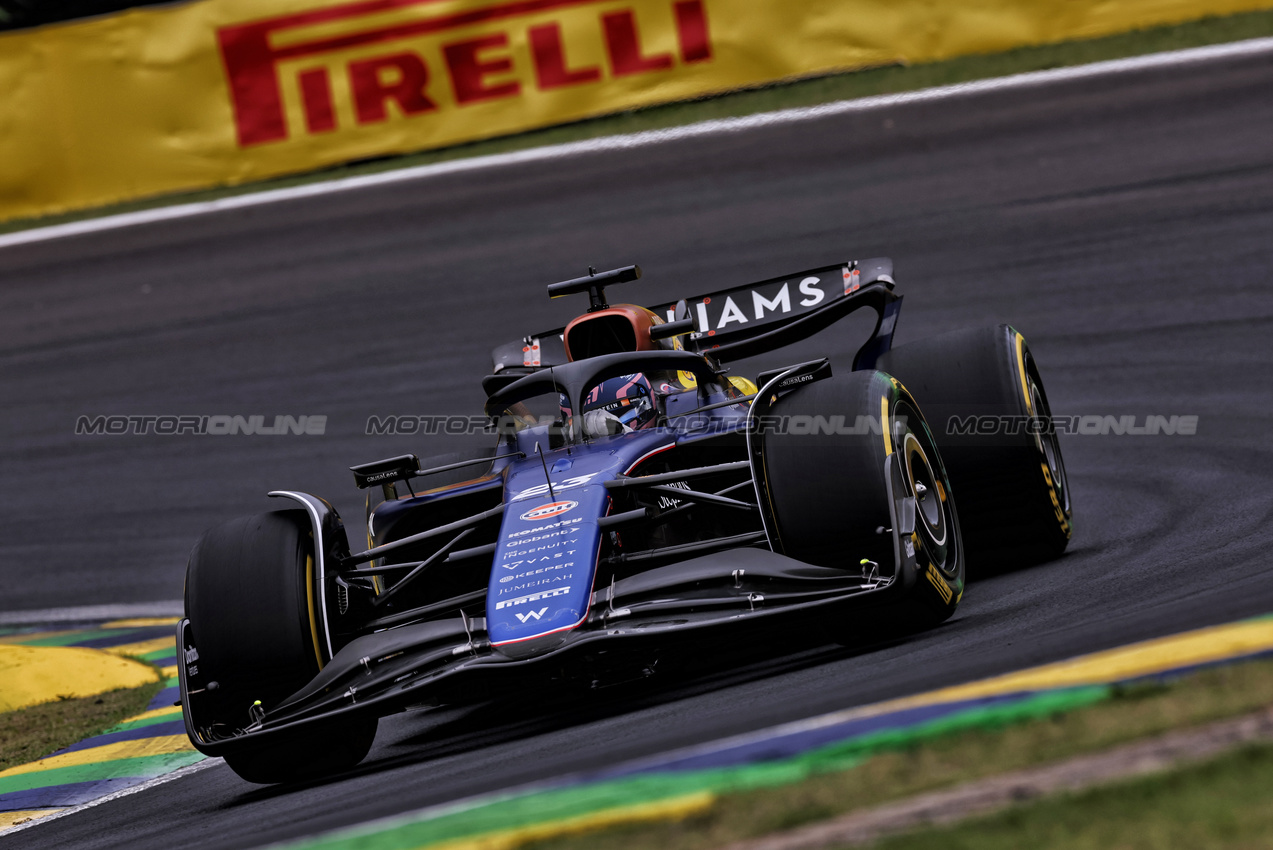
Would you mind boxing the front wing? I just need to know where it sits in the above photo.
[177,546,915,756]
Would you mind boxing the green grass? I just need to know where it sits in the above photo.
[522,661,1273,850]
[5,7,1273,235]
[873,744,1273,850]
[0,681,164,772]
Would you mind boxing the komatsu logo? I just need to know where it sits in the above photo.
[507,517,583,538]
[495,586,571,610]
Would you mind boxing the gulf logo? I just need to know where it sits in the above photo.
[519,500,579,522]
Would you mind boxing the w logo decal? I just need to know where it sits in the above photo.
[516,608,548,624]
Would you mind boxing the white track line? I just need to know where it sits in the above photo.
[3,35,1273,252]
[0,759,220,839]
[0,602,184,626]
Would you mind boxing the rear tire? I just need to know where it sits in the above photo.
[877,325,1072,571]
[760,371,964,638]
[185,510,377,783]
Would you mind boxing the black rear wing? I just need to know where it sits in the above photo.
[488,258,901,390]
[654,257,898,361]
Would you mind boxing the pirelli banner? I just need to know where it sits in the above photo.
[3,0,1271,222]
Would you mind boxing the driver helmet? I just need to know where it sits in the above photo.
[581,373,657,437]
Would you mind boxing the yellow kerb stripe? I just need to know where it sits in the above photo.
[0,809,65,829]
[895,618,1273,711]
[423,792,715,850]
[0,630,78,645]
[0,645,159,712]
[0,735,194,779]
[733,617,1273,744]
[100,618,180,628]
[118,705,183,725]
[102,637,173,658]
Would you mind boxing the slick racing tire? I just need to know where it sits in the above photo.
[877,325,1072,570]
[760,370,964,638]
[185,510,377,783]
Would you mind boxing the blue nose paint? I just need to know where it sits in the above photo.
[487,430,674,656]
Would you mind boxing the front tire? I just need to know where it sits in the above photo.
[185,510,377,783]
[759,371,964,638]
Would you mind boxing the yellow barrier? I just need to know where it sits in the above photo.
[2,0,1271,222]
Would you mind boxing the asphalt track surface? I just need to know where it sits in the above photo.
[3,48,1273,850]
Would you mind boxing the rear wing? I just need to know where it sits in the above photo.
[488,258,901,390]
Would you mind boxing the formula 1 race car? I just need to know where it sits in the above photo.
[178,259,1072,783]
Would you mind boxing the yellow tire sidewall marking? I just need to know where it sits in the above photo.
[305,551,324,670]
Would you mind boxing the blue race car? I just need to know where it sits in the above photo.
[178,260,1072,783]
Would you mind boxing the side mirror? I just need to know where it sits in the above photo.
[650,299,697,341]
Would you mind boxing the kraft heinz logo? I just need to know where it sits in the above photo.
[218,0,713,147]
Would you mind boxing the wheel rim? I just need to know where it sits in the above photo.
[903,432,947,547]
[894,401,957,576]
[1028,374,1070,518]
